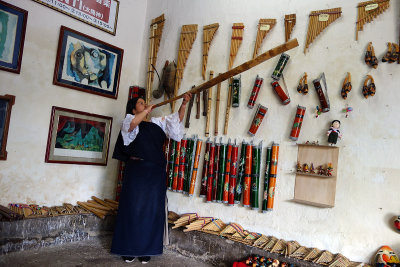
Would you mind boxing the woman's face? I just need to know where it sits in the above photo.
[133,98,146,114]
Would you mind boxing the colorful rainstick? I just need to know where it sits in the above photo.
[172,141,181,191]
[248,104,268,136]
[223,139,232,203]
[266,143,279,211]
[212,139,221,202]
[262,146,272,212]
[217,140,227,202]
[248,75,263,108]
[243,143,253,207]
[228,141,239,205]
[251,142,262,210]
[234,141,247,204]
[189,139,203,196]
[290,105,306,141]
[167,139,176,190]
[206,142,215,203]
[271,81,290,105]
[177,137,188,192]
[199,139,211,197]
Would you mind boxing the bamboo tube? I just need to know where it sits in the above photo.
[205,71,214,137]
[104,198,118,205]
[153,39,299,109]
[91,196,116,210]
[202,23,219,80]
[77,201,106,219]
[252,19,276,59]
[172,24,198,112]
[146,14,165,104]
[214,78,221,135]
[85,201,112,212]
[188,139,203,196]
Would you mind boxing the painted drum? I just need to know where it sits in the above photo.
[271,81,290,105]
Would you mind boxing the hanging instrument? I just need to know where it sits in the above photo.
[356,0,390,41]
[202,23,219,80]
[304,8,342,54]
[205,71,214,137]
[146,14,165,104]
[252,19,276,59]
[284,14,296,42]
[313,73,330,112]
[214,78,222,135]
[172,24,198,112]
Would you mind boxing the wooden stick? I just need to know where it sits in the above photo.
[185,85,196,128]
[214,77,221,136]
[77,201,106,219]
[91,196,116,210]
[85,201,112,212]
[205,71,214,137]
[153,39,299,109]
[195,92,200,119]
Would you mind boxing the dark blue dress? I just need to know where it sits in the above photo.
[111,121,167,257]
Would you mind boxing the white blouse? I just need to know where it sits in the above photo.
[121,112,184,146]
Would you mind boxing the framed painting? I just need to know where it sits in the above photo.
[45,106,112,165]
[32,0,119,35]
[0,94,15,160]
[53,26,123,99]
[0,0,28,73]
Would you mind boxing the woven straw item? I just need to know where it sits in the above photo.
[315,251,335,265]
[263,236,278,251]
[304,248,322,261]
[252,235,269,248]
[285,240,301,256]
[270,239,287,254]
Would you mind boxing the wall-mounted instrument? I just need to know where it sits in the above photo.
[252,19,276,59]
[202,23,219,80]
[356,0,390,41]
[284,14,296,42]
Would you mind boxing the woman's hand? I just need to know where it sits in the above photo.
[182,92,192,105]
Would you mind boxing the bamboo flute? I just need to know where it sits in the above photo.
[205,71,214,137]
[153,39,299,109]
[214,77,221,135]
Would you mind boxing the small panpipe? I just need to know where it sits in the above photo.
[202,23,219,80]
[205,71,214,137]
[172,24,198,112]
[225,23,244,135]
[356,0,390,41]
[146,14,165,104]
[304,8,342,54]
[252,19,276,59]
[313,73,330,112]
[248,75,263,108]
[284,14,296,42]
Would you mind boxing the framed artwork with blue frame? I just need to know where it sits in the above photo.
[0,0,28,74]
[53,26,124,99]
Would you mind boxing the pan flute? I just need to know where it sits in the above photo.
[202,23,219,80]
[356,0,390,41]
[304,8,342,54]
[252,19,276,59]
[284,14,296,42]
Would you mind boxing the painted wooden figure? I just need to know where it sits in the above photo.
[327,120,342,145]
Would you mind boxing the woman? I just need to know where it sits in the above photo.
[111,93,192,263]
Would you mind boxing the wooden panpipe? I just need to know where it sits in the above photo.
[153,39,299,109]
[146,14,165,104]
[356,0,390,41]
[225,23,244,135]
[304,8,342,54]
[284,14,296,42]
[202,23,219,80]
[172,24,198,112]
[205,71,214,137]
[253,19,276,59]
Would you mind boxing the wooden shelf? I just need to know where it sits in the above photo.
[294,145,339,208]
[295,172,336,178]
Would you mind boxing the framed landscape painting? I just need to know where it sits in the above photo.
[0,0,28,73]
[45,106,112,165]
[53,26,123,99]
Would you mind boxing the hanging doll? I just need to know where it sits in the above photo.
[327,120,342,145]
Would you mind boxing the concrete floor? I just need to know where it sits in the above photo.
[0,236,213,267]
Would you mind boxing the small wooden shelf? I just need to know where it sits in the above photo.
[295,172,336,178]
[293,144,339,208]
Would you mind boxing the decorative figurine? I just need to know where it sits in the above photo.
[315,106,322,118]
[326,163,333,176]
[342,105,353,118]
[373,245,400,267]
[303,163,309,173]
[310,163,315,174]
[395,216,400,232]
[317,165,324,176]
[296,162,302,172]
[327,120,342,145]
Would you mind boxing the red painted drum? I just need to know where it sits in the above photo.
[271,81,290,105]
[289,105,306,141]
[248,104,268,136]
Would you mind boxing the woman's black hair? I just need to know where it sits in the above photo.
[331,120,341,126]
[126,96,145,115]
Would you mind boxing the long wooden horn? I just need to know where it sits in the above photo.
[153,38,299,109]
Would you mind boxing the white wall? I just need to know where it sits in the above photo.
[0,0,147,203]
[143,0,400,263]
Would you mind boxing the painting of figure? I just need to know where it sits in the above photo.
[54,26,123,99]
